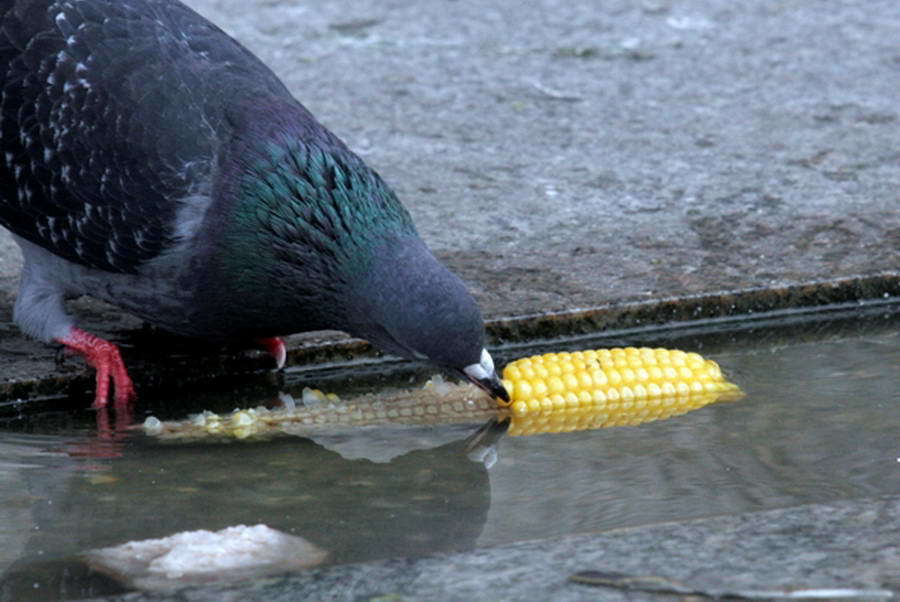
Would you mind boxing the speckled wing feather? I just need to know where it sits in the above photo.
[0,0,291,273]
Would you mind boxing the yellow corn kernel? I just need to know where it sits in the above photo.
[499,347,743,436]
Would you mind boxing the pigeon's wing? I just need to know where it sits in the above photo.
[0,0,291,274]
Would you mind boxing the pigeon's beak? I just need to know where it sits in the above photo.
[462,349,510,403]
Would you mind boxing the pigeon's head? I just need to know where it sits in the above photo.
[232,134,508,401]
[345,234,509,402]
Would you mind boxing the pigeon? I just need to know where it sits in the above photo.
[0,0,509,408]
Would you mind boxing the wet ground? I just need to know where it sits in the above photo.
[0,0,898,600]
[0,306,897,600]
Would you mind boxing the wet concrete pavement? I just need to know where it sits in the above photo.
[169,0,900,311]
[93,495,900,602]
[0,0,897,599]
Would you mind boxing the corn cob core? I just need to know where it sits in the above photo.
[143,384,499,441]
[500,347,741,434]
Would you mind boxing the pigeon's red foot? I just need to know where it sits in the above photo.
[55,327,137,409]
[256,336,287,369]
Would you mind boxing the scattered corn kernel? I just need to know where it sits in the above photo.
[142,416,163,435]
[423,374,454,396]
[230,410,255,427]
[301,387,335,405]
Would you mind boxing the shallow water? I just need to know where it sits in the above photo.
[0,304,897,600]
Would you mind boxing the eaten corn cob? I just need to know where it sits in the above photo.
[143,348,742,440]
[142,385,499,440]
[499,347,742,435]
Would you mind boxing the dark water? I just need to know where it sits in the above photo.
[0,303,897,600]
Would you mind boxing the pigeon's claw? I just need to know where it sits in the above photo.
[256,337,287,369]
[56,327,137,409]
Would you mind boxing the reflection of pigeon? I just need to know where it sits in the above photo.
[0,435,491,598]
[0,0,507,407]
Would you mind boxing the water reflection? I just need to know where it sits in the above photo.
[0,309,896,601]
[1,426,490,600]
[64,407,134,461]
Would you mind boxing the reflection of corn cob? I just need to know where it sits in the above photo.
[500,347,742,435]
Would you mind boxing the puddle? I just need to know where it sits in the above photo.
[0,304,897,600]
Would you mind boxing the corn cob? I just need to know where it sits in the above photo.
[143,348,742,440]
[142,384,499,440]
[499,347,742,435]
